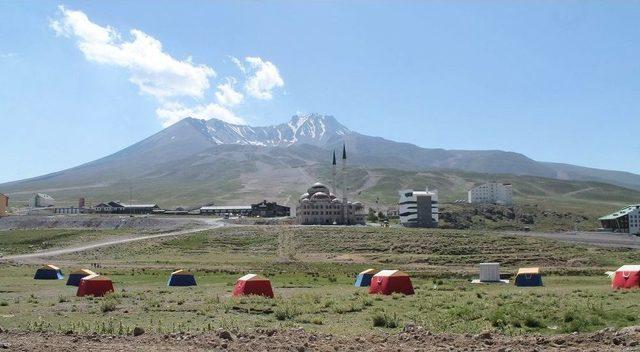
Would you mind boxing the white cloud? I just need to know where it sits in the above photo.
[244,56,284,100]
[229,56,246,74]
[215,77,244,107]
[50,7,287,128]
[0,52,18,59]
[50,5,215,101]
[156,102,244,127]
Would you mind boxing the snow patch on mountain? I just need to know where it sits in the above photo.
[202,113,349,147]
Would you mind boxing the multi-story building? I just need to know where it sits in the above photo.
[599,204,640,235]
[398,188,439,228]
[296,182,365,225]
[467,183,513,205]
[251,200,290,217]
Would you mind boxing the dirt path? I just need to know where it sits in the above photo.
[504,230,640,249]
[0,218,224,263]
[1,325,638,351]
[562,187,595,197]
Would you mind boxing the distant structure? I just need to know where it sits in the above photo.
[468,183,513,206]
[599,205,640,235]
[251,200,290,217]
[93,201,159,214]
[200,205,252,217]
[398,188,439,228]
[28,193,55,208]
[296,182,365,225]
[78,197,86,209]
[0,193,8,217]
[296,145,365,225]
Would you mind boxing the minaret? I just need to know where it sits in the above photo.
[332,150,337,195]
[341,143,347,224]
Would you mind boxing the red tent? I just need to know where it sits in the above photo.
[369,270,414,295]
[76,274,115,297]
[232,274,274,298]
[612,265,640,289]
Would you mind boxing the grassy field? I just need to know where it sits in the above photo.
[0,229,132,256]
[1,226,639,337]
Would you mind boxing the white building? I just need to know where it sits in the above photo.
[28,193,55,208]
[398,188,438,228]
[468,183,513,205]
[599,204,640,235]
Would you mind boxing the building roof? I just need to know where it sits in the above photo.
[516,267,540,275]
[200,205,251,210]
[119,203,158,208]
[599,205,640,221]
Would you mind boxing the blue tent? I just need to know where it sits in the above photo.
[514,267,543,287]
[34,265,64,280]
[66,269,96,286]
[354,269,376,287]
[167,269,197,286]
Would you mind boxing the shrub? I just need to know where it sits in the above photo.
[0,301,8,306]
[372,310,399,328]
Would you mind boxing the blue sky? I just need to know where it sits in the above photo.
[1,1,639,183]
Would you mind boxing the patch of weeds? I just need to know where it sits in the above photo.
[372,310,399,328]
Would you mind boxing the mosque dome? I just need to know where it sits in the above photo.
[310,192,330,200]
[308,182,330,195]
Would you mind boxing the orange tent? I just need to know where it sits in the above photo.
[232,274,274,298]
[76,274,114,297]
[369,270,414,295]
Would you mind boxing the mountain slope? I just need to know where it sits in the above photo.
[1,114,639,210]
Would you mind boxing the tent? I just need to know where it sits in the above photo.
[612,265,640,289]
[76,274,114,297]
[34,264,64,280]
[514,267,543,287]
[354,269,376,287]
[66,269,97,286]
[167,269,197,286]
[471,263,509,284]
[369,270,414,295]
[232,274,274,298]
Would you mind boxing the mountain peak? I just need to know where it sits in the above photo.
[199,113,349,147]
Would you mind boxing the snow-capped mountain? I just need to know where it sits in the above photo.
[203,114,349,147]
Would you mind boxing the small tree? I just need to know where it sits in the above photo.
[367,208,378,222]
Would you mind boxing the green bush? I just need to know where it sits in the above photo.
[372,310,399,328]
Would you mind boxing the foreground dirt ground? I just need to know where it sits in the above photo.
[2,325,640,352]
